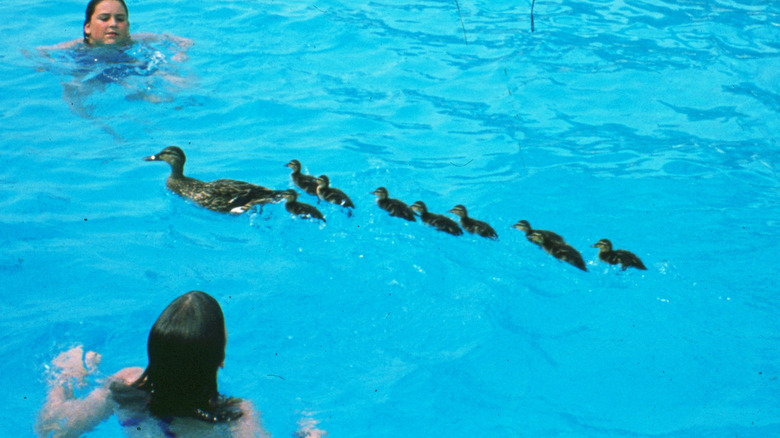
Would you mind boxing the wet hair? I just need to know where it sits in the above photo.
[83,0,129,43]
[131,291,243,422]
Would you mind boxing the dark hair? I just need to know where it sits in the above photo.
[132,291,242,422]
[83,0,130,43]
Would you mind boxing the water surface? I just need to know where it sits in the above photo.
[1,0,779,436]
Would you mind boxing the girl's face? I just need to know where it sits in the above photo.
[84,0,129,46]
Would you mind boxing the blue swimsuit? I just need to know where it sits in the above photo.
[69,43,162,84]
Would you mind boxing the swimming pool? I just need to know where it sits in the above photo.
[2,0,779,436]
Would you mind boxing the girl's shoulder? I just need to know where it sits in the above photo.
[111,366,144,385]
[39,38,82,51]
[109,367,148,410]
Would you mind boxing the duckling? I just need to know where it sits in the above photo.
[371,187,416,222]
[282,189,325,222]
[143,146,285,214]
[410,201,462,235]
[447,204,497,240]
[592,239,646,271]
[512,220,565,246]
[528,231,587,271]
[315,175,355,210]
[285,159,318,196]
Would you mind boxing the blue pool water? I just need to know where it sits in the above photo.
[2,0,779,436]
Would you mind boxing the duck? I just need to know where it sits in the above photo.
[447,204,497,240]
[410,201,462,235]
[591,239,647,271]
[282,189,325,222]
[143,146,285,214]
[528,231,587,271]
[371,187,416,222]
[285,159,318,196]
[512,220,565,246]
[315,175,355,210]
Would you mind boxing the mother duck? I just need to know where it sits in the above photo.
[144,146,285,214]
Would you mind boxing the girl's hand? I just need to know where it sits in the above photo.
[36,347,114,438]
[50,346,102,389]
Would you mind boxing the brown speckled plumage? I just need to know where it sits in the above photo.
[372,187,416,222]
[528,231,587,271]
[282,189,325,221]
[144,146,284,214]
[512,220,565,246]
[592,239,646,271]
[285,160,319,196]
[315,175,355,209]
[411,201,462,235]
[448,204,497,240]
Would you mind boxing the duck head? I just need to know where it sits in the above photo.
[592,239,613,251]
[512,220,531,232]
[285,160,302,172]
[144,146,186,174]
[410,201,427,215]
[371,187,390,200]
[315,175,330,188]
[282,189,298,201]
[448,204,467,218]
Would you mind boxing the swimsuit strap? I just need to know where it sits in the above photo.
[159,416,176,438]
[119,415,176,438]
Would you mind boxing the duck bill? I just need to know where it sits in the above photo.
[143,154,158,161]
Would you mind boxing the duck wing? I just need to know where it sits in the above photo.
[382,199,415,221]
[429,214,463,235]
[553,244,587,271]
[227,188,285,211]
[468,219,497,240]
[192,179,282,212]
[166,177,249,212]
[616,250,647,270]
[599,251,621,266]
[539,229,565,243]
[322,188,355,208]
[287,201,325,221]
[293,174,319,196]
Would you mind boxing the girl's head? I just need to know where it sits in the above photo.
[83,0,130,46]
[134,291,228,419]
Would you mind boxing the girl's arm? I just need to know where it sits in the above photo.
[36,385,113,438]
[35,39,81,62]
[38,38,81,52]
[35,346,142,438]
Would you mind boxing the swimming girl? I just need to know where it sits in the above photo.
[33,0,193,136]
[40,0,191,58]
[36,291,267,437]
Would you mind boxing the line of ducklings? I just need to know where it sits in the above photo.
[144,146,647,272]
